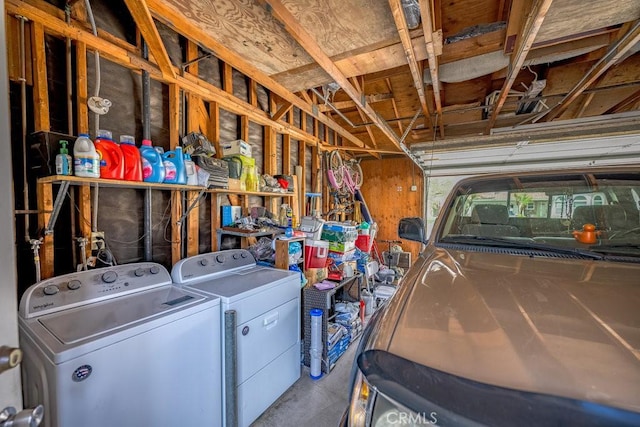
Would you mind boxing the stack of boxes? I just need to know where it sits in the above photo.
[221,139,257,191]
[322,222,358,276]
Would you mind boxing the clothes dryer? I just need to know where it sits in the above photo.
[172,249,301,427]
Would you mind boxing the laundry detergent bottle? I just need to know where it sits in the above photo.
[94,129,124,180]
[184,153,198,186]
[162,146,187,185]
[74,133,100,178]
[139,139,165,183]
[119,135,143,181]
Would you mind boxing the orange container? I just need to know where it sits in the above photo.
[94,130,124,180]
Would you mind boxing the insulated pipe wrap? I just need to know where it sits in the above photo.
[310,308,323,379]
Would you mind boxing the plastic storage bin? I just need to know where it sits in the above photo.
[304,240,329,268]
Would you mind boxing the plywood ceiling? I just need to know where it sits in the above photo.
[148,0,640,164]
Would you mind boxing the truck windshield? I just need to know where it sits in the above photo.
[437,171,640,258]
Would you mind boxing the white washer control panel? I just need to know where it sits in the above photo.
[19,262,172,319]
[171,249,255,284]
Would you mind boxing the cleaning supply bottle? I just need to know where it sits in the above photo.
[162,146,187,185]
[139,139,165,183]
[119,135,143,181]
[184,153,198,186]
[73,133,100,178]
[55,140,73,176]
[94,129,124,180]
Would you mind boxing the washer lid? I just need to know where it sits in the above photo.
[187,266,296,300]
[38,286,208,344]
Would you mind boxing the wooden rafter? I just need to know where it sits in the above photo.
[263,0,402,151]
[317,93,393,112]
[144,0,367,149]
[419,0,444,137]
[604,88,640,114]
[388,0,433,133]
[486,0,554,132]
[5,0,353,150]
[543,20,640,122]
[272,101,292,121]
[122,0,176,79]
[350,77,381,158]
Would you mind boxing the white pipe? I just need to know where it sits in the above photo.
[309,308,323,379]
[84,0,101,135]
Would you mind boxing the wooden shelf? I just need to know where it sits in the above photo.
[211,188,294,197]
[38,175,204,191]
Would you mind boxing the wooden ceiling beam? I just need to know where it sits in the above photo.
[122,0,176,80]
[419,0,444,138]
[350,77,381,157]
[604,88,640,114]
[263,0,403,151]
[317,93,393,112]
[543,20,640,122]
[388,0,433,133]
[144,0,367,149]
[486,0,554,133]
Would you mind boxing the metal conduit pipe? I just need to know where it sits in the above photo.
[65,4,73,134]
[142,40,152,261]
[18,15,30,243]
[224,310,238,427]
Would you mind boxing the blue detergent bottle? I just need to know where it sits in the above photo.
[139,139,165,183]
[162,146,187,184]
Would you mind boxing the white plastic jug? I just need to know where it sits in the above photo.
[74,133,100,178]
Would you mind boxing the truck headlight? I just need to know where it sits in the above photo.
[348,370,375,426]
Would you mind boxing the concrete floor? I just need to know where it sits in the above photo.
[251,340,359,427]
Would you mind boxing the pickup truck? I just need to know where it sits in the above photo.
[342,166,640,426]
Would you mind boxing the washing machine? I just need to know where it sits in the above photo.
[19,262,222,427]
[171,249,301,427]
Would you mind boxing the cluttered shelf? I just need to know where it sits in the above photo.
[302,273,362,374]
[38,175,296,198]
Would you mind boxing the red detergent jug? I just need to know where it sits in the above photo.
[119,135,143,181]
[95,130,124,180]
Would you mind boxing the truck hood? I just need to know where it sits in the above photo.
[380,247,640,412]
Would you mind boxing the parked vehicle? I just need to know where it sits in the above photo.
[342,167,640,426]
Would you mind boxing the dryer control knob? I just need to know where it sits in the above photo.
[43,285,59,295]
[134,268,145,277]
[240,252,248,258]
[67,280,82,290]
[232,253,240,260]
[101,271,118,283]
[216,255,225,263]
[149,266,160,275]
[199,258,209,266]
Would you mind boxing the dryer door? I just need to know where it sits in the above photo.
[236,297,299,384]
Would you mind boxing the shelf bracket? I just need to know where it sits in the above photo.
[177,188,206,225]
[45,180,70,234]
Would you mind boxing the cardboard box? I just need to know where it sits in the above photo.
[329,240,356,253]
[227,178,245,191]
[221,139,252,157]
[304,267,328,287]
